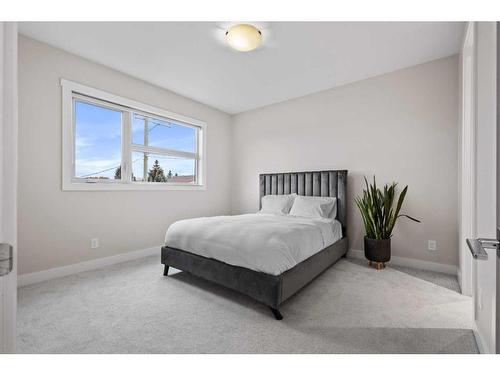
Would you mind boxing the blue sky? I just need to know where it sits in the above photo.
[74,100,196,180]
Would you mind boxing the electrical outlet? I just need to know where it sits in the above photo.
[428,240,437,251]
[91,238,99,249]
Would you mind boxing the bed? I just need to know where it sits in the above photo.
[161,170,348,320]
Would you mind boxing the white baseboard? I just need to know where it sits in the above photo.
[457,267,463,292]
[18,246,458,286]
[347,249,458,275]
[473,322,492,354]
[18,246,161,287]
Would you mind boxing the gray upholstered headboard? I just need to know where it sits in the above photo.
[259,170,348,234]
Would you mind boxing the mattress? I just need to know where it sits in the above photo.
[164,213,343,276]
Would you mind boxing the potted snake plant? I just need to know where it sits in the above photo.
[355,177,420,269]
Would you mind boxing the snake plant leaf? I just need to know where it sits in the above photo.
[397,214,421,223]
[356,176,420,239]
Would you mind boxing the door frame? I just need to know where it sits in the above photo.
[0,21,18,353]
[497,20,500,355]
[459,22,476,297]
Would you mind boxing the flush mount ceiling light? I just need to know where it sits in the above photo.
[225,24,262,52]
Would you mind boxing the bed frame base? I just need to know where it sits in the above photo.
[270,307,283,320]
[164,257,285,320]
[161,237,348,320]
[161,169,348,320]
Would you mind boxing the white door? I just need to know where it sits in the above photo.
[465,21,498,354]
[0,21,18,354]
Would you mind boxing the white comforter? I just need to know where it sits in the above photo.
[164,213,342,276]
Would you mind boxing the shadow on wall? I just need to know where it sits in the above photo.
[346,172,368,251]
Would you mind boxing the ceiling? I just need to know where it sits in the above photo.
[19,22,464,114]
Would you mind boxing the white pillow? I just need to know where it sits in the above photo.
[289,196,337,219]
[259,194,295,215]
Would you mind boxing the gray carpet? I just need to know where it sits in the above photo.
[17,255,478,354]
[347,258,461,293]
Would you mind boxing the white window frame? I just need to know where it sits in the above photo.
[61,79,206,191]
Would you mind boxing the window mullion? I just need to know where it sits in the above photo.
[122,111,132,183]
[130,144,197,159]
[196,127,202,185]
[143,117,149,182]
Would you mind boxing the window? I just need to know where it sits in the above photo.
[62,79,206,190]
[74,99,122,180]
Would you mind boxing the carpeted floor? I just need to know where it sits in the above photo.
[17,255,478,354]
[347,258,462,293]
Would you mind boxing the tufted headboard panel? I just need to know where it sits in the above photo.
[259,170,348,234]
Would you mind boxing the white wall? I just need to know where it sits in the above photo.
[18,36,233,275]
[231,56,459,267]
[18,36,462,276]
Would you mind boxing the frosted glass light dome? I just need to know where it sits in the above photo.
[225,24,262,52]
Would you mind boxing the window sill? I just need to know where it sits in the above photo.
[62,181,207,191]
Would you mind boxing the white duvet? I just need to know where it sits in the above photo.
[164,213,342,276]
